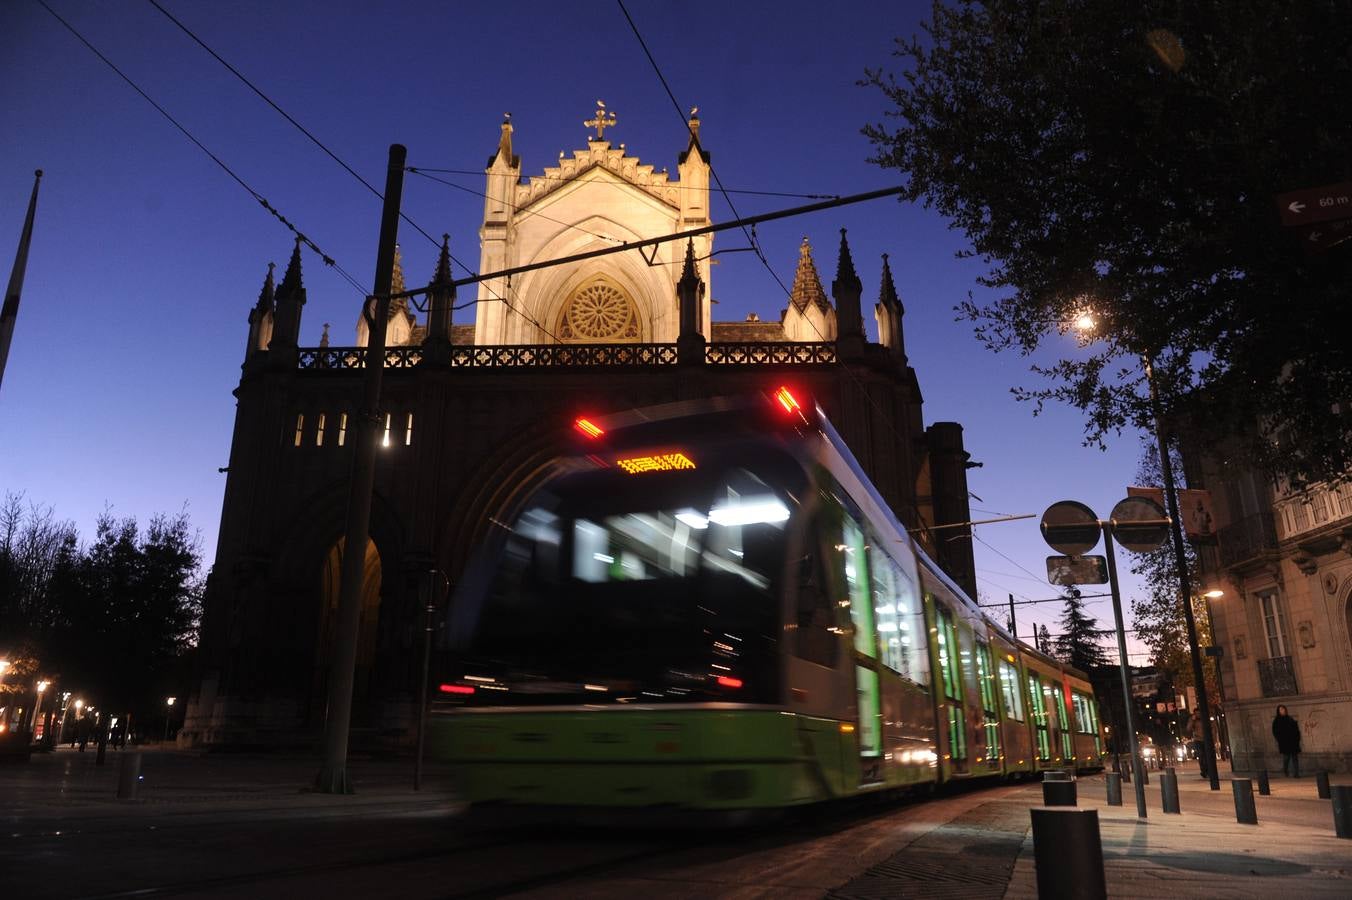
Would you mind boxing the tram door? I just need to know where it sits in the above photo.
[840,516,884,784]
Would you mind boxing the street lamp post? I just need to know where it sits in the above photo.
[164,697,176,744]
[35,680,48,743]
[1144,353,1220,791]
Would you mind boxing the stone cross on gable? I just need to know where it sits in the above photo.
[584,100,618,140]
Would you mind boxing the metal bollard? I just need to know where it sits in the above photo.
[1161,768,1181,814]
[1141,764,1150,785]
[116,751,142,800]
[1031,808,1107,900]
[1043,771,1077,807]
[1316,771,1331,800]
[1257,769,1270,796]
[1331,785,1352,839]
[1105,772,1123,806]
[1232,778,1258,824]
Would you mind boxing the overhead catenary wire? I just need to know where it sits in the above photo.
[39,0,367,296]
[138,0,566,340]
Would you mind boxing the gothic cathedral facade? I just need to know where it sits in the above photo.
[182,111,978,748]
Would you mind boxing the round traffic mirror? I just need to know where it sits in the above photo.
[1040,500,1101,556]
[1110,496,1170,553]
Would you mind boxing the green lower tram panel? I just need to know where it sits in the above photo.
[432,709,939,810]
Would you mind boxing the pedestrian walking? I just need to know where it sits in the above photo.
[1188,711,1207,778]
[1272,704,1301,777]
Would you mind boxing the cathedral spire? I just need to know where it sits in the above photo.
[245,261,276,360]
[389,244,406,313]
[269,238,306,351]
[488,113,517,168]
[875,252,907,363]
[676,238,706,365]
[788,237,830,313]
[425,234,454,358]
[832,229,864,358]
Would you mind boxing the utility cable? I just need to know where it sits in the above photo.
[144,0,556,339]
[39,0,365,296]
[407,169,624,246]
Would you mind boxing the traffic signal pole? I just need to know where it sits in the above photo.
[1102,525,1148,818]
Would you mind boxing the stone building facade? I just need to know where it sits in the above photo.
[1186,450,1352,774]
[182,113,978,748]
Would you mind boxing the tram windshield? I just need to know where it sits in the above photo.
[450,452,803,705]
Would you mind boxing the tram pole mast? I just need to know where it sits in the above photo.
[315,143,406,793]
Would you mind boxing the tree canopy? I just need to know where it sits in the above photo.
[0,494,202,718]
[864,1,1352,484]
[1052,587,1110,672]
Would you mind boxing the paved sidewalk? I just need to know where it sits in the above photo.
[1004,769,1352,898]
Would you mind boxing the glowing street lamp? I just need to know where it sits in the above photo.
[164,697,176,744]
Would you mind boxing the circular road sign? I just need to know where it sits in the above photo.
[1040,500,1101,556]
[1110,495,1170,553]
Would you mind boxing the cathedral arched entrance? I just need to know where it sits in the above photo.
[312,536,383,727]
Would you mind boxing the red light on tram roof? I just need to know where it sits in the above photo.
[773,386,801,414]
[716,675,743,689]
[575,417,605,439]
[438,683,475,695]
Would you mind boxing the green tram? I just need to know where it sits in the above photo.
[431,389,1105,817]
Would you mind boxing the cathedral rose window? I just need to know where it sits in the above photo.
[558,278,640,342]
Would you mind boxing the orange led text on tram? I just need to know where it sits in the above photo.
[615,452,696,474]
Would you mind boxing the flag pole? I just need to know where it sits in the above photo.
[0,169,44,394]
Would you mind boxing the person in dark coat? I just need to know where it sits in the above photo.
[1272,705,1301,777]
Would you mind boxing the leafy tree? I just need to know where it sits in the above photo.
[1127,440,1219,702]
[1053,587,1110,672]
[864,1,1352,485]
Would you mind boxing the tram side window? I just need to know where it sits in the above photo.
[867,543,928,687]
[840,515,876,658]
[792,529,838,668]
[998,659,1024,720]
[936,605,961,701]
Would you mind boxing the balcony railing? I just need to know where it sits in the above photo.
[1257,656,1298,698]
[297,341,840,371]
[1217,511,1280,569]
[1275,481,1352,540]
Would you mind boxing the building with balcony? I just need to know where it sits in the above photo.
[1186,452,1352,774]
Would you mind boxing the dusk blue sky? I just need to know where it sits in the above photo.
[2,1,1153,655]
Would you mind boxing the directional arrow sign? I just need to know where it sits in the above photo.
[1276,181,1352,227]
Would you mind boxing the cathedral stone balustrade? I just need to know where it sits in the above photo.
[296,341,844,371]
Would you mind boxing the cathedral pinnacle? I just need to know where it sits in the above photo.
[834,228,861,292]
[390,244,406,308]
[277,238,304,298]
[432,234,452,285]
[879,252,902,314]
[584,100,617,140]
[255,261,276,313]
[788,237,830,312]
[490,114,517,168]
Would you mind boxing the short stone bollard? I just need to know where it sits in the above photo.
[1316,771,1331,800]
[1161,768,1181,814]
[1257,769,1271,796]
[1043,771,1077,807]
[1031,807,1107,900]
[1331,785,1352,839]
[1232,778,1258,824]
[1140,764,1150,785]
[116,751,142,800]
[1105,772,1123,806]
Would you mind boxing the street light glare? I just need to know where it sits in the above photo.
[1073,312,1097,333]
[1203,589,1225,599]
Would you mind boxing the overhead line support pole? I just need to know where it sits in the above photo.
[1144,352,1219,791]
[315,143,406,794]
[1102,523,1148,818]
